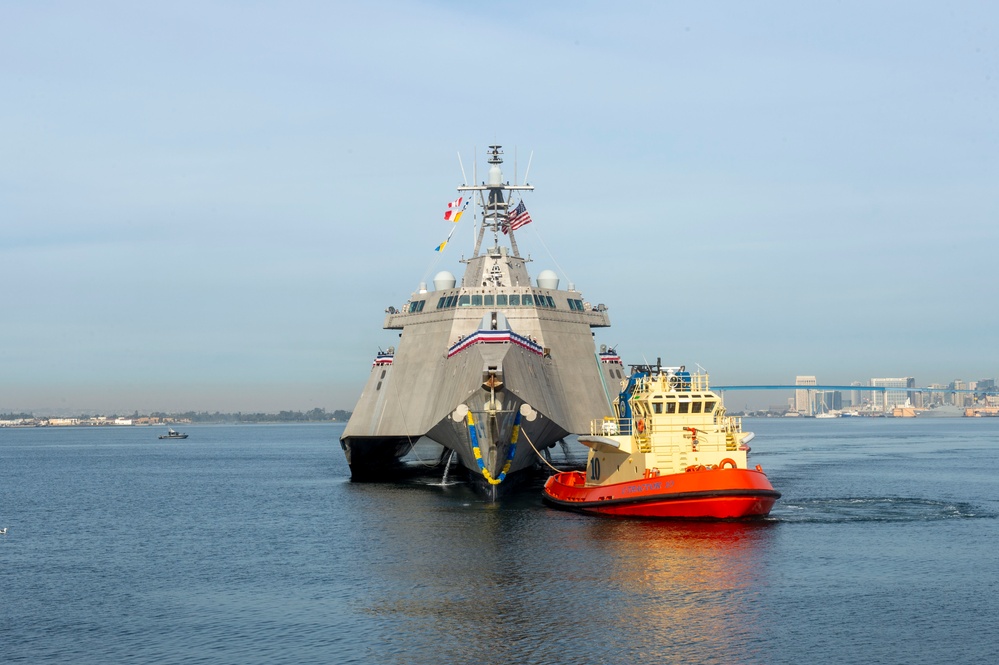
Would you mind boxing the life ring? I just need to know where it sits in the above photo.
[636,419,646,433]
[718,458,738,469]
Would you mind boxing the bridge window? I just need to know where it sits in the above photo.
[484,295,494,306]
[546,296,556,308]
[509,294,520,306]
[522,294,533,306]
[653,402,663,414]
[691,402,702,414]
[678,402,689,414]
[437,297,446,309]
[471,295,482,306]
[459,295,471,307]
[665,402,676,414]
[496,294,508,306]
[705,401,716,413]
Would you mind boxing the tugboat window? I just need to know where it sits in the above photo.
[678,402,689,414]
[666,402,676,414]
[705,401,715,412]
[653,402,663,414]
[691,402,702,414]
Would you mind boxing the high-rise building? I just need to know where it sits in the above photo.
[796,376,817,416]
[870,377,915,412]
[951,380,969,407]
[850,381,863,408]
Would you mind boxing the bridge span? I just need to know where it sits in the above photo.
[712,385,997,396]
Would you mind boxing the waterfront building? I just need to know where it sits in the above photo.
[950,380,971,407]
[796,376,817,416]
[818,391,842,412]
[870,377,916,413]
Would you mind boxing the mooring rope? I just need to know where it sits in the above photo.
[521,427,563,473]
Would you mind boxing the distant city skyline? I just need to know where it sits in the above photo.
[728,374,998,413]
[3,3,997,414]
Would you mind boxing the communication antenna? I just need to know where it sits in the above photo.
[523,150,534,185]
[457,151,468,185]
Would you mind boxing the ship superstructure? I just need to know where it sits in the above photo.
[340,145,622,495]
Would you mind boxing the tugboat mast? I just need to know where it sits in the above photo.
[459,145,533,259]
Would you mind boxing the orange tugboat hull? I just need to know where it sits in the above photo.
[543,468,780,519]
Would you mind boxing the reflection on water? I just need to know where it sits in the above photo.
[578,520,777,662]
[351,478,780,664]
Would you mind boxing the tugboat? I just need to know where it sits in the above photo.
[339,145,622,496]
[158,428,188,440]
[543,360,780,518]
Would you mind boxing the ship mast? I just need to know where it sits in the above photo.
[458,145,533,259]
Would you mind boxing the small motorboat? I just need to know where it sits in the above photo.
[543,360,780,519]
[158,428,189,440]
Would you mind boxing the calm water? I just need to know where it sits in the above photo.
[2,419,997,664]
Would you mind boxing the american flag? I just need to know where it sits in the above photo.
[503,200,533,234]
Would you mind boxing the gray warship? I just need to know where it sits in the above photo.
[339,145,623,496]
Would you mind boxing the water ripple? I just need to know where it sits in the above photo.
[773,497,992,523]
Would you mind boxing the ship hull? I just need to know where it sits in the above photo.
[339,436,417,480]
[543,469,780,519]
[341,330,616,488]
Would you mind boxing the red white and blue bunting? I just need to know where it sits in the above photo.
[447,330,543,359]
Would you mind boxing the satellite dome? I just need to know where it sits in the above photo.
[537,270,559,290]
[433,271,456,291]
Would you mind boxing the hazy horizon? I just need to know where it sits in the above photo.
[3,2,997,414]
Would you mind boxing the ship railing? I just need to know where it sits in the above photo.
[594,417,627,436]
[590,416,744,451]
[634,372,710,393]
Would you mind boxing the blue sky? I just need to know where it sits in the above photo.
[2,1,997,414]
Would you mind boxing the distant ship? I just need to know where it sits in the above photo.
[158,428,188,439]
[340,145,622,496]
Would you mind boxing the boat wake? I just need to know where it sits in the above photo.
[774,497,992,523]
